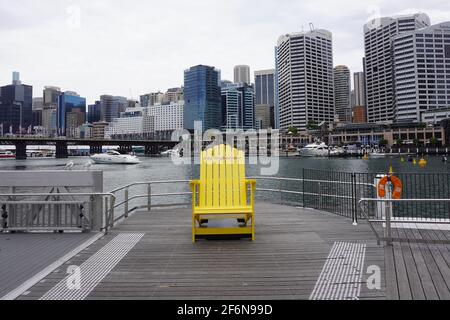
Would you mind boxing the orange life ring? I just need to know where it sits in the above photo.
[377,176,402,199]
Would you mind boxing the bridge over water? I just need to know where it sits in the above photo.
[0,137,179,159]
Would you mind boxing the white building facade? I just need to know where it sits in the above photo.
[364,13,430,123]
[276,29,334,130]
[394,21,450,123]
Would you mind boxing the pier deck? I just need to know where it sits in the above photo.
[3,202,449,300]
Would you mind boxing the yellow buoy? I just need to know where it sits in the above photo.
[413,159,417,166]
[389,165,394,175]
[419,158,427,167]
[400,157,405,162]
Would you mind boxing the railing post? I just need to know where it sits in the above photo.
[109,196,115,229]
[148,184,152,211]
[302,169,306,208]
[352,173,358,226]
[124,188,129,218]
[104,197,109,234]
[385,183,393,246]
[279,180,282,205]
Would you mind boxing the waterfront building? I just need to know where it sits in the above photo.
[146,101,184,139]
[163,87,184,104]
[0,72,33,135]
[140,92,164,108]
[352,106,367,124]
[75,123,93,139]
[57,91,86,136]
[92,121,109,139]
[100,95,128,123]
[42,86,61,136]
[32,97,44,128]
[221,82,255,130]
[105,107,145,139]
[364,13,430,123]
[328,122,445,147]
[88,101,101,124]
[334,65,351,123]
[393,21,450,123]
[255,69,276,129]
[234,65,251,84]
[422,107,450,124]
[353,72,366,108]
[184,65,222,131]
[276,29,334,131]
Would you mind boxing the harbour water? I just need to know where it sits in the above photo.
[0,155,448,191]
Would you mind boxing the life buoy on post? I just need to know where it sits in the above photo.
[377,175,402,199]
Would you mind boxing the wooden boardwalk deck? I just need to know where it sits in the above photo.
[0,233,98,299]
[385,228,450,300]
[15,203,386,300]
[6,202,449,300]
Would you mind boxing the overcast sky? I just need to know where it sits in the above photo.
[1,0,449,104]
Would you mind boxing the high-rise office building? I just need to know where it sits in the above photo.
[0,72,33,134]
[32,97,44,128]
[234,65,251,85]
[88,101,101,123]
[334,65,351,122]
[221,82,255,130]
[255,69,276,129]
[163,87,184,104]
[100,95,128,122]
[140,92,164,108]
[42,86,61,136]
[364,13,430,123]
[393,21,450,123]
[184,65,222,131]
[57,91,86,136]
[353,72,366,108]
[276,29,334,130]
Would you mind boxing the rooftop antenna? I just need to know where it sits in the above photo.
[309,23,315,32]
[301,24,304,32]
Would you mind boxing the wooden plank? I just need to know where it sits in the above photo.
[391,229,412,300]
[384,245,399,300]
[397,228,425,300]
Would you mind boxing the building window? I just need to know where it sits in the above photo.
[445,45,450,58]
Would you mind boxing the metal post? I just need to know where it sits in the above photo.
[124,188,129,218]
[147,184,152,211]
[104,197,109,234]
[279,180,282,205]
[385,182,393,246]
[109,196,115,228]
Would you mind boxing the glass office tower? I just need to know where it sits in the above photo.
[184,65,222,131]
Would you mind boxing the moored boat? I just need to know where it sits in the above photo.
[90,150,141,165]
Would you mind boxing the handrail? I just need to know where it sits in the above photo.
[358,198,450,245]
[0,192,116,233]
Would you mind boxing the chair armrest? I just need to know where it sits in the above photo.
[246,180,256,188]
[190,180,200,192]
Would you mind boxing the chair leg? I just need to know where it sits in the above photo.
[251,211,255,241]
[192,215,196,243]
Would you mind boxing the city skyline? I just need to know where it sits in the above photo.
[1,0,449,104]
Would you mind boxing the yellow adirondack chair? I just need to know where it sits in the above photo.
[190,144,256,243]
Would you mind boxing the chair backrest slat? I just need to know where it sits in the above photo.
[199,144,246,208]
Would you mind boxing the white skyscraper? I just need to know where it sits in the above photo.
[394,21,450,123]
[364,13,430,123]
[234,65,251,84]
[334,65,351,122]
[276,29,334,130]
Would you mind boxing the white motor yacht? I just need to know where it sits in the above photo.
[298,142,330,157]
[90,150,141,165]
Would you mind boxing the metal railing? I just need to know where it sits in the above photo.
[107,176,376,229]
[0,193,116,233]
[359,198,450,245]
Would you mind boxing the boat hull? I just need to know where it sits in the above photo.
[90,155,141,165]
